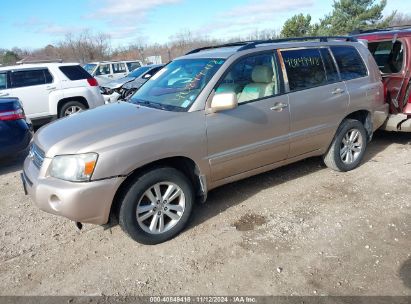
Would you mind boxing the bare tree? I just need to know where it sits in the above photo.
[389,13,411,26]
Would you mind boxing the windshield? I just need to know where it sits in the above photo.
[129,66,151,78]
[83,64,97,74]
[130,58,225,111]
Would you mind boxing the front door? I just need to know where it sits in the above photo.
[206,52,290,182]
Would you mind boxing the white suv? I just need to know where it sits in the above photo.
[83,61,143,85]
[0,63,104,125]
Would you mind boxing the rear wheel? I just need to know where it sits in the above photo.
[59,101,86,118]
[118,167,194,245]
[323,119,368,172]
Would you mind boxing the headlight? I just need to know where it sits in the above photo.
[50,153,98,182]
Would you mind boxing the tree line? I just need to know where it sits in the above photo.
[1,0,410,66]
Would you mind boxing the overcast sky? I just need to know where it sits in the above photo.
[2,0,410,50]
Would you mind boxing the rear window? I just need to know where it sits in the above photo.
[330,46,368,80]
[281,48,327,91]
[10,69,52,88]
[59,65,92,80]
[368,40,404,73]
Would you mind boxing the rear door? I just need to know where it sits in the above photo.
[280,47,349,157]
[206,51,290,182]
[9,68,55,119]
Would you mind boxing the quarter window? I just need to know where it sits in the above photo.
[368,41,404,74]
[10,69,48,88]
[281,48,327,91]
[215,53,281,104]
[330,46,367,80]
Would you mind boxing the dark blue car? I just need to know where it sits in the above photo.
[0,97,33,159]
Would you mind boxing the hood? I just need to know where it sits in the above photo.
[35,102,184,157]
[123,78,147,90]
[102,76,135,89]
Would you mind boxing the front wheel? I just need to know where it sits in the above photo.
[118,167,194,245]
[323,119,368,172]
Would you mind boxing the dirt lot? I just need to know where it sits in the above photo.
[0,131,410,296]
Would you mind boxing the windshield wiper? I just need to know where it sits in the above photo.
[132,99,185,112]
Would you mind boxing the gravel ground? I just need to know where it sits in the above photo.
[0,131,410,296]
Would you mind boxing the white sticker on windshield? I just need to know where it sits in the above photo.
[181,100,190,107]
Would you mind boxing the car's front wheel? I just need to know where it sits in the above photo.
[118,167,194,245]
[323,119,368,172]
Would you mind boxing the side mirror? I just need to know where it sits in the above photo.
[210,92,238,113]
[143,73,152,79]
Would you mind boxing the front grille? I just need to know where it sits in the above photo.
[31,143,45,169]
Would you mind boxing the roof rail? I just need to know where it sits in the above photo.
[350,25,411,35]
[16,58,63,64]
[185,36,357,55]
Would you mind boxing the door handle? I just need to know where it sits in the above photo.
[270,102,288,111]
[46,86,56,91]
[332,88,345,95]
[0,93,9,97]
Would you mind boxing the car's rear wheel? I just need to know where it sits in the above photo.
[323,119,368,172]
[59,101,86,118]
[118,167,194,245]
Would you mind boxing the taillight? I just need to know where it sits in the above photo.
[87,78,98,86]
[0,108,25,121]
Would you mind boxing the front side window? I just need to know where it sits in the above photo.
[95,64,110,76]
[0,73,7,90]
[113,63,127,74]
[330,46,367,80]
[281,48,327,91]
[368,40,404,74]
[11,69,46,88]
[130,58,225,111]
[215,52,280,104]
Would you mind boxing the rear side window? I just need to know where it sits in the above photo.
[10,69,50,88]
[113,63,126,74]
[319,48,340,83]
[330,46,367,80]
[0,73,7,90]
[368,41,404,73]
[59,65,92,80]
[281,48,327,91]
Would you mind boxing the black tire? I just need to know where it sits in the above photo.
[118,167,194,245]
[59,101,86,118]
[323,119,368,172]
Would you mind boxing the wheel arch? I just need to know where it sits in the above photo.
[57,97,89,118]
[109,156,206,224]
[344,109,373,141]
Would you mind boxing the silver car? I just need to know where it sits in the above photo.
[22,37,388,244]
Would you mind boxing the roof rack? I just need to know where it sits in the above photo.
[350,25,411,35]
[186,36,357,55]
[16,58,63,64]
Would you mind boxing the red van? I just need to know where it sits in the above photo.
[353,27,411,132]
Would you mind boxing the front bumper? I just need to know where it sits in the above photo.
[102,92,121,104]
[22,156,125,225]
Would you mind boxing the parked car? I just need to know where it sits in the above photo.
[0,97,32,159]
[83,60,143,85]
[101,64,164,103]
[22,37,387,245]
[352,26,411,132]
[0,63,104,126]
